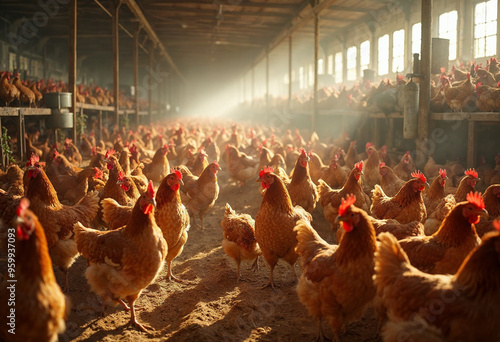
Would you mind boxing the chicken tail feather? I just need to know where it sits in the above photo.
[375,233,411,288]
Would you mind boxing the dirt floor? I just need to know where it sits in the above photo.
[2,168,382,342]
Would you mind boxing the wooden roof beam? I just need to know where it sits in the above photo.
[147,0,300,9]
[143,7,291,18]
[123,0,187,84]
[252,0,338,67]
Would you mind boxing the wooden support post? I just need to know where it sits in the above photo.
[17,111,24,161]
[133,28,140,127]
[148,47,154,124]
[157,59,162,119]
[265,53,269,114]
[467,121,475,168]
[251,67,255,108]
[288,35,292,113]
[112,1,120,126]
[312,13,319,133]
[98,110,102,142]
[43,46,47,80]
[417,0,432,168]
[386,118,394,148]
[0,117,4,167]
[69,0,77,141]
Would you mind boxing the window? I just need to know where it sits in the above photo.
[439,10,458,60]
[392,29,405,73]
[308,63,314,87]
[360,40,370,72]
[299,66,304,89]
[347,46,357,81]
[318,58,324,75]
[412,22,421,55]
[335,52,343,83]
[378,34,389,75]
[474,0,497,58]
[327,54,334,74]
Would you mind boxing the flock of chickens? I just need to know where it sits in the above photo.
[254,58,500,114]
[0,120,499,342]
[0,71,150,110]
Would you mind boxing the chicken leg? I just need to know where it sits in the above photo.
[127,294,153,332]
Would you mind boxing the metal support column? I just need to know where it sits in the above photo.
[133,28,140,126]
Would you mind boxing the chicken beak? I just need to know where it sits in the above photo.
[116,179,123,185]
[15,216,24,225]
[179,179,184,186]
[149,198,157,210]
[335,215,345,223]
[479,208,489,217]
[256,177,261,182]
[426,182,430,187]
[218,166,222,171]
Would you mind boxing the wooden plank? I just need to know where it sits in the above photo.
[112,1,120,125]
[0,108,20,116]
[430,112,500,121]
[19,108,52,115]
[76,103,115,111]
[467,121,475,168]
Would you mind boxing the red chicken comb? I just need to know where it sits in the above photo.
[339,194,356,216]
[16,198,30,217]
[163,143,169,150]
[105,149,115,159]
[465,168,478,179]
[379,162,386,170]
[259,166,274,178]
[365,142,375,150]
[466,191,485,209]
[170,168,182,180]
[27,154,40,167]
[53,150,59,158]
[411,170,427,183]
[91,147,97,156]
[64,138,72,145]
[93,167,103,179]
[212,160,220,168]
[118,171,125,181]
[404,150,411,156]
[299,148,307,157]
[439,169,447,179]
[225,144,230,151]
[355,161,364,172]
[440,67,446,73]
[494,219,500,232]
[147,180,155,198]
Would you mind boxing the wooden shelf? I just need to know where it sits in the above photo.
[431,112,500,122]
[0,107,51,116]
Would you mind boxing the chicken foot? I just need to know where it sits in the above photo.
[261,266,281,291]
[249,256,259,272]
[127,294,153,332]
[163,260,185,283]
